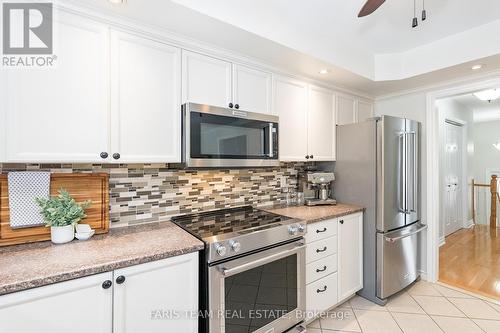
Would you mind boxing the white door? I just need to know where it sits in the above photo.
[337,213,363,302]
[443,121,463,236]
[336,95,356,125]
[273,76,308,161]
[307,85,335,161]
[357,100,374,123]
[182,50,232,108]
[4,11,110,162]
[0,272,113,333]
[110,31,181,163]
[113,252,198,333]
[232,64,272,114]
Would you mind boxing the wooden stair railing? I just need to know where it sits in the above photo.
[472,175,499,228]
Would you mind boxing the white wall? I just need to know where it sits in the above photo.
[435,98,474,240]
[473,120,500,183]
[374,91,428,274]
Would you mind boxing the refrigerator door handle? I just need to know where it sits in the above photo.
[406,131,417,213]
[398,133,407,213]
[385,224,427,243]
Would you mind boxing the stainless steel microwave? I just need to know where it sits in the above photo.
[181,103,279,168]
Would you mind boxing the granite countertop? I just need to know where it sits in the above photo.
[262,203,364,224]
[0,222,204,296]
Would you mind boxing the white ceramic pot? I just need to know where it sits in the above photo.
[50,224,74,244]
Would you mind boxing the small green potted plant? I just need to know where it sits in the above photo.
[36,189,91,244]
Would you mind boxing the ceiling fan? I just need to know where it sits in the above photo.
[358,0,427,28]
[358,0,386,17]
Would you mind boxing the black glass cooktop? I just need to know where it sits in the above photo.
[171,206,292,240]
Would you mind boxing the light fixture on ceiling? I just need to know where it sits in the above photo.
[471,64,483,70]
[412,0,418,28]
[493,143,500,151]
[319,69,329,74]
[422,0,427,21]
[473,89,500,103]
[107,0,126,4]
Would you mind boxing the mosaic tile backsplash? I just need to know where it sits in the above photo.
[0,163,311,228]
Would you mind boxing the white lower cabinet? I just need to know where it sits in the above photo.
[113,253,198,333]
[305,213,363,318]
[0,272,113,333]
[0,252,198,333]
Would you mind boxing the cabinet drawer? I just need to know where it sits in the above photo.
[306,272,338,314]
[306,254,337,284]
[306,236,337,264]
[305,218,337,243]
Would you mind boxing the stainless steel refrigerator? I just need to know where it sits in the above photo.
[334,116,427,305]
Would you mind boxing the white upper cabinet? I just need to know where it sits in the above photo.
[182,50,232,108]
[337,213,363,302]
[308,85,335,161]
[110,31,181,163]
[4,11,110,162]
[232,64,272,114]
[0,272,113,333]
[357,100,374,123]
[113,252,198,333]
[273,76,309,161]
[336,94,357,126]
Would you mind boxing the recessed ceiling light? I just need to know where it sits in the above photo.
[473,89,500,103]
[319,69,329,75]
[108,0,126,4]
[471,64,483,70]
[493,143,500,151]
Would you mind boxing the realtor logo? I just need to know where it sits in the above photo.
[3,2,53,54]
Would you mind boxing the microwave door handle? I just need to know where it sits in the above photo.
[268,123,274,158]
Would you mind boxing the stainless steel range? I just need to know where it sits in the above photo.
[172,206,307,333]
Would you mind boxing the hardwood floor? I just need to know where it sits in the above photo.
[439,224,500,300]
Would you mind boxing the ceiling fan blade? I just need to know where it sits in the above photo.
[358,0,386,17]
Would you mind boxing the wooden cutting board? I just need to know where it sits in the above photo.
[0,173,109,246]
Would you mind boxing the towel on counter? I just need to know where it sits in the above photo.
[8,171,51,229]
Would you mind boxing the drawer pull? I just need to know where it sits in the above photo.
[316,266,327,273]
[316,246,327,253]
[317,286,327,293]
[316,228,327,233]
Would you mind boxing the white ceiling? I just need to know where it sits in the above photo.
[454,93,500,123]
[172,0,500,80]
[65,0,500,97]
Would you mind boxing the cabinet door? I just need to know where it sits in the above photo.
[182,50,232,108]
[308,85,335,161]
[0,272,113,333]
[233,64,272,114]
[111,31,181,163]
[4,11,110,162]
[338,213,363,302]
[336,95,356,126]
[113,252,198,333]
[357,100,374,123]
[273,76,308,161]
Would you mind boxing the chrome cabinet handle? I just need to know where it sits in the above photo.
[316,266,327,273]
[316,228,327,233]
[316,286,327,293]
[316,246,327,253]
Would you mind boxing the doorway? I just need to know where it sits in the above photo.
[442,120,464,237]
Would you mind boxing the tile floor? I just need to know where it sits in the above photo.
[306,280,500,333]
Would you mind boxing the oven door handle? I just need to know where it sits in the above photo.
[219,242,306,277]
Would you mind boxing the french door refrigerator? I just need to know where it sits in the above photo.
[334,116,427,305]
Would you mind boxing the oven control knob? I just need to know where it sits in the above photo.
[215,244,227,256]
[298,224,306,233]
[229,240,241,253]
[288,226,299,236]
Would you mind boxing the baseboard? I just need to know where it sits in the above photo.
[418,269,428,281]
[464,219,474,228]
[439,236,445,247]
